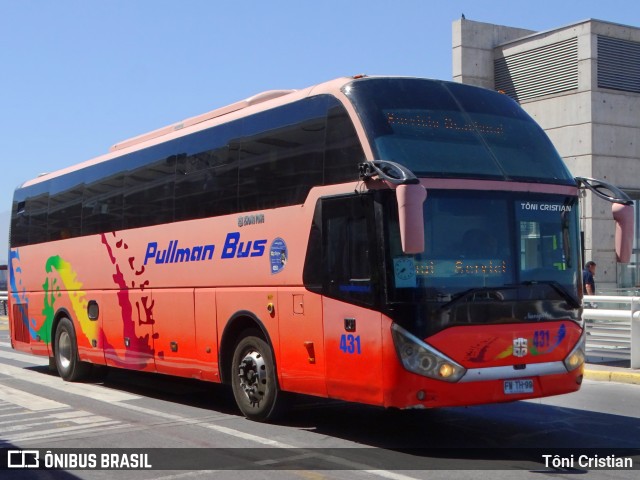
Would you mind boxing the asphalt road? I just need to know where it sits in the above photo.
[0,325,638,480]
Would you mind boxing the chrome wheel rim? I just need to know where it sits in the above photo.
[58,330,72,370]
[237,350,267,406]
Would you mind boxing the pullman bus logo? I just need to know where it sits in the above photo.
[513,338,528,358]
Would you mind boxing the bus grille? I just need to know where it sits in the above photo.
[12,304,30,344]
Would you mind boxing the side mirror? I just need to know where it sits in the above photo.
[612,203,634,263]
[576,177,635,263]
[396,184,427,254]
[576,177,633,205]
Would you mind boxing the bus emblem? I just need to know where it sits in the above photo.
[238,214,265,228]
[513,338,528,357]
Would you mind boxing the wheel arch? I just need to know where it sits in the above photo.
[219,311,277,384]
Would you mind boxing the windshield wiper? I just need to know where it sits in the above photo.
[436,286,515,312]
[436,282,581,311]
[519,281,581,309]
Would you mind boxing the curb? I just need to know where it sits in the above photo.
[584,369,640,385]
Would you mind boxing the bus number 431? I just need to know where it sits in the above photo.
[339,334,361,354]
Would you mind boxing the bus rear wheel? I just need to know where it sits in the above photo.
[54,317,91,381]
[231,332,283,422]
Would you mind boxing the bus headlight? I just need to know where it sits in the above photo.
[563,331,586,371]
[391,324,466,382]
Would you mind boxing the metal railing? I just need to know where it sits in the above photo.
[583,295,640,368]
[0,291,6,317]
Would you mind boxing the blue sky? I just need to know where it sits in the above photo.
[1,0,639,261]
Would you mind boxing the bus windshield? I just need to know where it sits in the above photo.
[383,191,581,335]
[344,77,575,184]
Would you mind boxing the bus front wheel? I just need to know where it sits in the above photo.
[231,332,283,422]
[54,317,91,381]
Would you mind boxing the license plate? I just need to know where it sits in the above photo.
[504,379,534,395]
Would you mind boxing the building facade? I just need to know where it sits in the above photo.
[453,18,640,292]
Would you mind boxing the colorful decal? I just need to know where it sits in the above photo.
[9,249,37,339]
[101,232,155,368]
[10,250,95,345]
[495,324,567,359]
[10,229,274,368]
[269,238,288,274]
[10,233,157,369]
[466,337,498,363]
[41,255,95,345]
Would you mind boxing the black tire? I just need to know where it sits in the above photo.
[54,317,91,381]
[231,331,284,422]
[48,356,57,373]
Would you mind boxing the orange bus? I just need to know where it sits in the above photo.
[9,76,634,421]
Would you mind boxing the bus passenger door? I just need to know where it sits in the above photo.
[320,195,384,405]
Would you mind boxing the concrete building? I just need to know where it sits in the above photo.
[453,18,640,292]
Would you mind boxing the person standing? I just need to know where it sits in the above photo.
[583,261,597,295]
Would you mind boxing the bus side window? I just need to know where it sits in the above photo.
[174,121,240,221]
[49,175,83,241]
[10,199,29,247]
[124,151,176,229]
[324,99,365,184]
[239,96,326,212]
[26,193,49,245]
[82,174,124,236]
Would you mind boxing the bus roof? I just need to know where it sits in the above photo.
[109,89,297,152]
[21,76,358,189]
